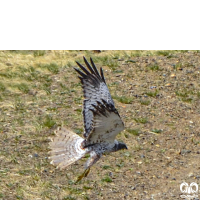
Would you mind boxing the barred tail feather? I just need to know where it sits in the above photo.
[49,127,86,169]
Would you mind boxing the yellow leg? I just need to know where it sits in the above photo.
[84,167,90,177]
[75,168,90,183]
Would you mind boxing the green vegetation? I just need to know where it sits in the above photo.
[145,89,159,97]
[101,176,112,183]
[33,50,46,57]
[156,50,171,57]
[149,65,160,71]
[134,117,148,124]
[126,129,141,136]
[16,83,30,93]
[140,100,151,105]
[112,95,134,104]
[102,165,111,170]
[0,82,6,91]
[42,115,56,128]
[151,129,162,134]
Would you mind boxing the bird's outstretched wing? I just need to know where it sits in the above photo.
[74,57,124,144]
[83,99,124,147]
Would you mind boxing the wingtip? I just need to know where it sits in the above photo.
[90,57,93,63]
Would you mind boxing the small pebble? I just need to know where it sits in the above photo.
[170,74,176,78]
[181,149,191,154]
[34,153,39,158]
[188,172,194,177]
[165,83,171,87]
[131,186,136,190]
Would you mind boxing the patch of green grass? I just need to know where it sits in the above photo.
[130,51,142,57]
[43,115,56,128]
[161,149,166,153]
[175,90,194,103]
[9,50,32,55]
[181,97,193,103]
[175,90,189,97]
[74,97,82,104]
[0,71,20,79]
[16,83,30,93]
[116,162,124,168]
[24,67,40,81]
[46,63,60,74]
[75,108,82,113]
[127,129,141,136]
[112,96,134,104]
[83,186,93,190]
[0,82,6,91]
[102,176,112,183]
[18,169,32,175]
[179,50,188,53]
[39,78,52,94]
[140,100,150,105]
[97,56,119,70]
[151,129,162,134]
[175,89,195,98]
[38,63,60,74]
[145,90,159,97]
[134,117,148,124]
[149,65,160,71]
[102,165,111,170]
[33,50,46,57]
[14,100,26,112]
[68,187,83,195]
[156,51,171,57]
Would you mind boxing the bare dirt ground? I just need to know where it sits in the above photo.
[0,50,200,200]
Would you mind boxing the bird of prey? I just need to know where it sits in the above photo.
[49,57,127,181]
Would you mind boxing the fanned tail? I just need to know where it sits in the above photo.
[49,127,86,169]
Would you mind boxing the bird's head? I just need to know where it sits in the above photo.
[114,140,128,151]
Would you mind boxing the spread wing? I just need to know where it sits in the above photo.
[74,57,124,143]
[84,99,124,146]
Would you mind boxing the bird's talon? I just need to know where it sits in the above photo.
[75,168,90,183]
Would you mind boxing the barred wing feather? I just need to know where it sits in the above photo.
[74,57,115,138]
[83,100,124,146]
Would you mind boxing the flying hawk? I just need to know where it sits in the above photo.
[49,57,127,181]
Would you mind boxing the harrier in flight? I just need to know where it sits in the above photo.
[49,57,127,181]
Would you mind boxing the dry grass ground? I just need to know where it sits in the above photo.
[0,50,200,200]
